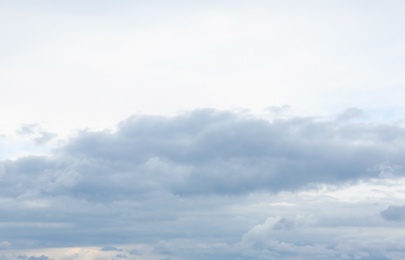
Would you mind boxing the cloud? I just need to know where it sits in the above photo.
[17,255,50,260]
[55,109,404,197]
[0,241,11,248]
[17,124,56,144]
[2,109,405,200]
[1,109,405,258]
[380,205,405,222]
[336,107,365,122]
[100,246,122,251]
[272,218,294,230]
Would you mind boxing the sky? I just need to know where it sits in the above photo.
[1,0,405,259]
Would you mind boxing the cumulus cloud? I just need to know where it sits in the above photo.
[17,109,396,199]
[1,109,405,258]
[1,108,403,208]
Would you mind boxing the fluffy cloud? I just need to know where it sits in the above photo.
[2,109,404,204]
[42,109,405,197]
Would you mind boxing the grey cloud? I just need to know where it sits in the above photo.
[128,249,141,255]
[1,109,405,257]
[336,107,365,122]
[17,255,50,260]
[17,124,56,144]
[33,132,56,145]
[2,109,405,201]
[360,256,391,260]
[100,246,122,251]
[17,124,38,135]
[58,109,404,197]
[272,218,294,230]
[380,205,405,222]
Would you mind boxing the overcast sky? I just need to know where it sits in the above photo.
[1,1,405,259]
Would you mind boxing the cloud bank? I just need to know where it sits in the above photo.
[1,109,404,259]
[7,109,405,197]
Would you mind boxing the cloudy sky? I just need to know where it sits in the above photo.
[1,1,405,259]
